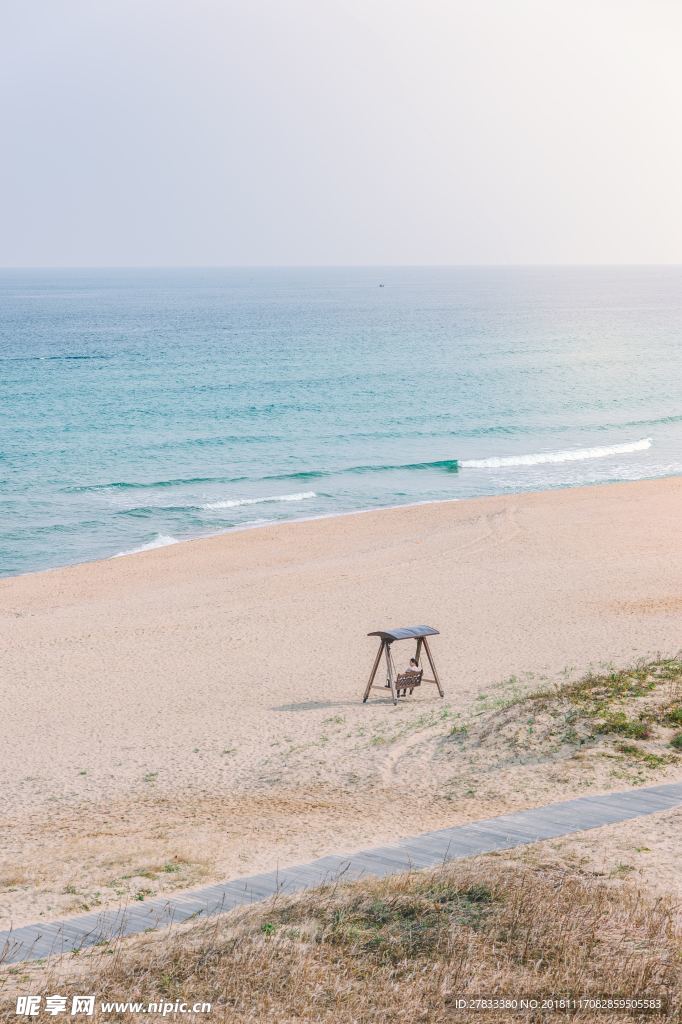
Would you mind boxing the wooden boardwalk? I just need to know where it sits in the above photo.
[2,781,680,966]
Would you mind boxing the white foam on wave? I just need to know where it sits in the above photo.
[113,534,179,557]
[201,491,317,510]
[460,437,652,469]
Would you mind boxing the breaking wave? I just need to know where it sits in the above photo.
[65,440,652,499]
[459,438,652,469]
[201,491,317,510]
[113,534,179,557]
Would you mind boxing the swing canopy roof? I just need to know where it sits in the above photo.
[368,625,439,642]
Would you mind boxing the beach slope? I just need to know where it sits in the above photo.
[1,477,681,926]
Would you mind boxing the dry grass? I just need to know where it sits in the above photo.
[1,860,679,1023]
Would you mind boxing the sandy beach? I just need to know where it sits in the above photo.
[2,476,682,927]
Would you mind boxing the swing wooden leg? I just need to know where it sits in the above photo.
[363,640,385,702]
[422,638,444,697]
[386,643,398,705]
[409,639,422,696]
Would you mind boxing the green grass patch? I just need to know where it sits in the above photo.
[615,743,669,768]
[597,712,651,739]
[520,659,682,716]
[316,880,496,963]
[663,705,682,726]
[469,657,682,766]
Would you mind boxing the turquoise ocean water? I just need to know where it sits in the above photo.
[1,266,681,578]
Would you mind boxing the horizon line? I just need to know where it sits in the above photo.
[2,262,682,271]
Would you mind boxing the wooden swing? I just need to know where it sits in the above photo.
[362,625,444,706]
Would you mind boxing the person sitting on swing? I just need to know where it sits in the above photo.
[407,657,419,673]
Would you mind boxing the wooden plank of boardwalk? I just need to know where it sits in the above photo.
[1,781,680,966]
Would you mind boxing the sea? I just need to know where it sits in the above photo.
[1,266,681,579]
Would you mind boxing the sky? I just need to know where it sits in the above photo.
[1,0,681,266]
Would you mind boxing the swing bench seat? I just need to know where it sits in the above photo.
[396,668,423,696]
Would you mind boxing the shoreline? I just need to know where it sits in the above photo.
[4,470,682,584]
[4,494,461,582]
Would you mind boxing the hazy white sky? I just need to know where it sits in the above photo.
[2,0,681,266]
